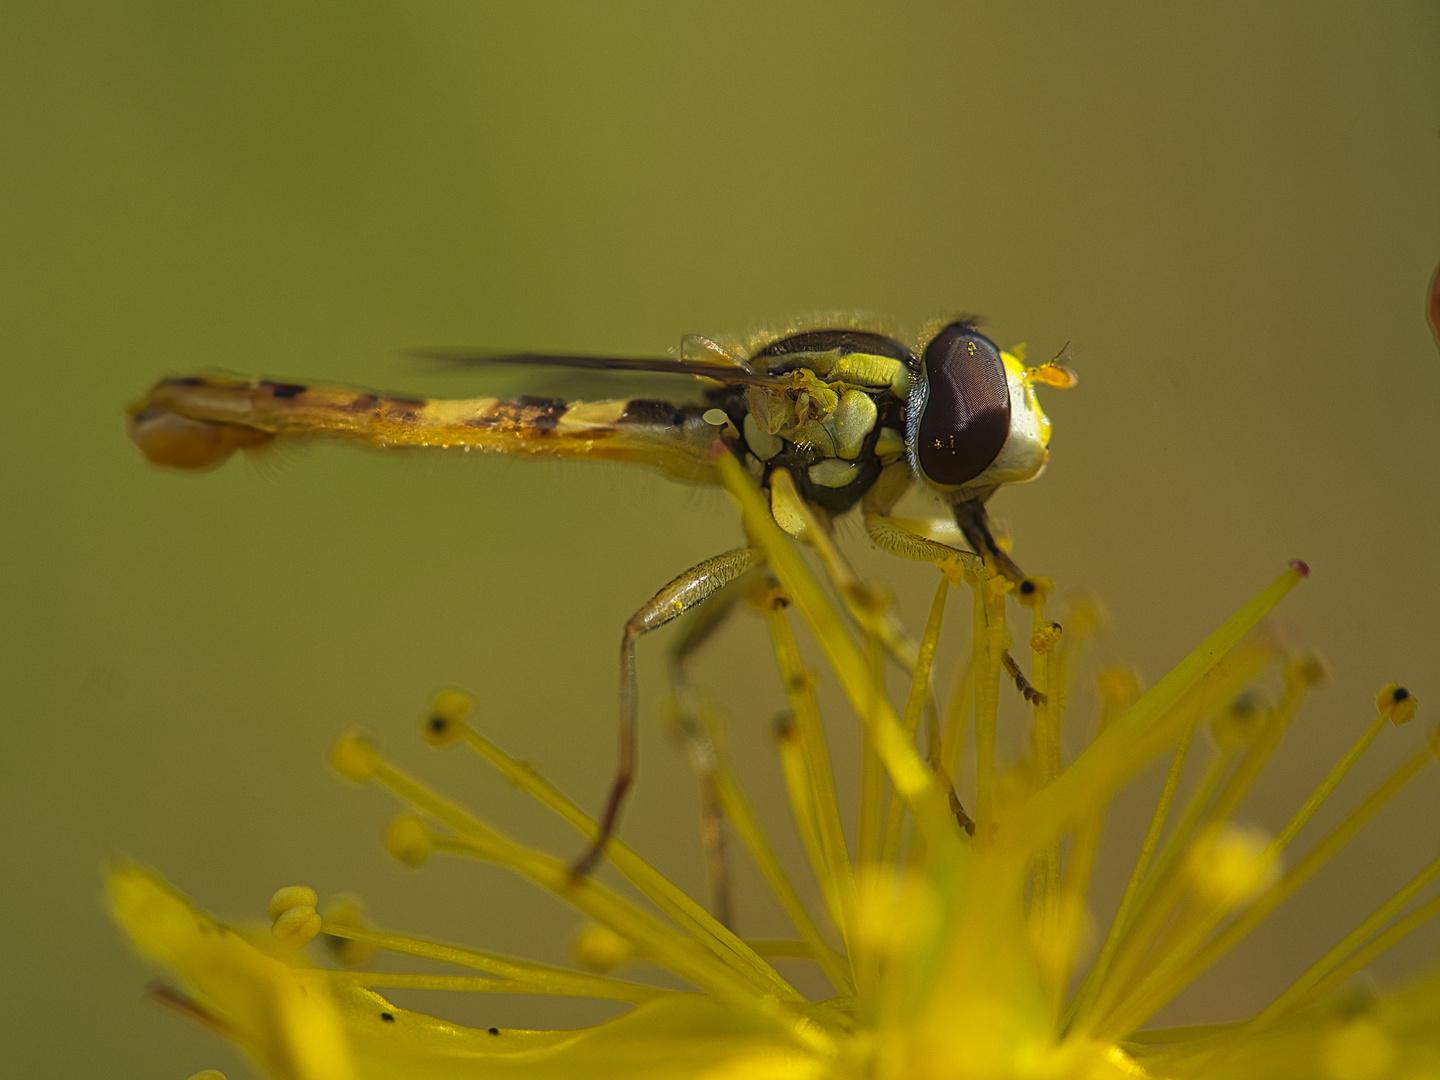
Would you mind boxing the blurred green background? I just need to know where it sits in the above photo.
[2,4,1438,1077]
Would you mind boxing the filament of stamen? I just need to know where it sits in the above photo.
[1064,645,1274,1034]
[766,606,857,944]
[719,453,952,848]
[1028,586,1059,926]
[1066,716,1213,1034]
[881,574,951,867]
[1049,689,1130,1015]
[1199,666,1312,832]
[1265,711,1389,857]
[744,939,849,967]
[971,569,1005,839]
[1101,741,1437,1037]
[1246,849,1440,1032]
[705,716,856,996]
[1081,742,1238,1028]
[939,654,974,785]
[319,923,674,1003]
[329,972,664,998]
[775,715,848,942]
[1025,565,1305,847]
[859,632,887,869]
[1290,892,1440,1012]
[452,723,791,998]
[359,749,796,1006]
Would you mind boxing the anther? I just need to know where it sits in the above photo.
[1029,621,1062,654]
[1376,684,1418,726]
[1212,690,1270,750]
[330,731,379,781]
[321,894,377,966]
[744,578,789,612]
[1321,1018,1397,1080]
[784,670,816,697]
[571,924,634,973]
[1283,652,1330,692]
[271,904,322,949]
[425,688,474,747]
[1289,558,1311,578]
[1016,576,1054,607]
[385,813,434,867]
[268,885,317,921]
[773,711,799,743]
[1096,666,1142,711]
[1186,823,1280,907]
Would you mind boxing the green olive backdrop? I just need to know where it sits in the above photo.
[2,4,1439,1078]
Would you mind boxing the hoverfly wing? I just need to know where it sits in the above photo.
[409,349,782,385]
[679,333,752,370]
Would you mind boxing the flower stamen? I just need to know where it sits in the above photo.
[440,706,790,998]
[317,923,676,1004]
[1101,735,1439,1037]
[334,735,797,1006]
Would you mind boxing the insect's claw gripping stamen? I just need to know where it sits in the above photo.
[1002,650,1047,706]
[947,789,977,837]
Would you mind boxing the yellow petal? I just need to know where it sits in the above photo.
[107,864,355,1080]
[333,986,823,1080]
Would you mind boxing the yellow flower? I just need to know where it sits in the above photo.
[111,456,1440,1079]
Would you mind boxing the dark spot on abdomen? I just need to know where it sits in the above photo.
[380,1012,395,1023]
[619,399,680,426]
[516,396,566,430]
[261,381,308,399]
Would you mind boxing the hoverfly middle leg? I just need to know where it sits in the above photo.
[570,546,761,882]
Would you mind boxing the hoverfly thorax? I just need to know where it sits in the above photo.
[906,322,1056,495]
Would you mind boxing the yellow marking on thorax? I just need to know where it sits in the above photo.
[783,349,903,389]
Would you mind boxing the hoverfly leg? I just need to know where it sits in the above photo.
[570,547,761,882]
[664,566,763,928]
[952,496,1025,584]
[950,497,1049,705]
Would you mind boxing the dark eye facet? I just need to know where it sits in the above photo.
[913,324,1011,486]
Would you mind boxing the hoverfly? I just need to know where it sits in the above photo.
[128,317,1075,887]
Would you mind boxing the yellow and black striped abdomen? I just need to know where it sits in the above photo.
[128,376,722,484]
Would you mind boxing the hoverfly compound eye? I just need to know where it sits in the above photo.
[911,324,1011,487]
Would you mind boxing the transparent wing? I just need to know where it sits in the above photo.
[409,349,781,386]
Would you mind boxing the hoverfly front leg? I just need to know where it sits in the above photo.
[862,462,984,575]
[863,464,1046,709]
[952,494,1025,584]
[571,546,761,882]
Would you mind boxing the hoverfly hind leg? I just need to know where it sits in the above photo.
[569,546,761,883]
[664,565,764,928]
